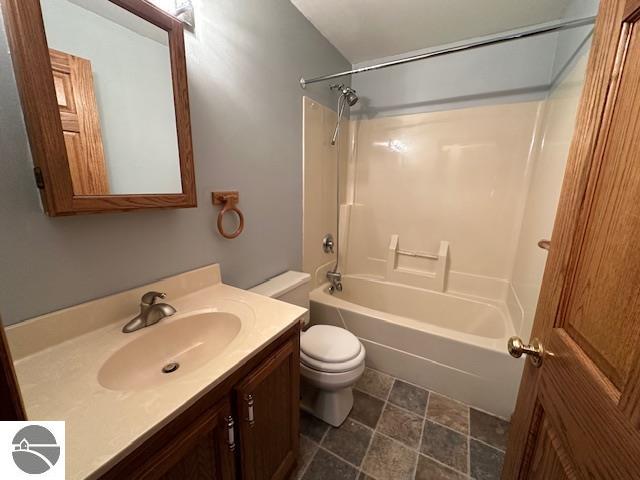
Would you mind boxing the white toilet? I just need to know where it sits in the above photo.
[250,271,366,427]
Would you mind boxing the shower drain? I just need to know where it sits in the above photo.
[162,362,180,374]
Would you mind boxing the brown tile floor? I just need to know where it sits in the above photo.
[295,368,509,480]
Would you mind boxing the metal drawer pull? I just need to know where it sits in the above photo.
[226,416,235,451]
[246,394,255,426]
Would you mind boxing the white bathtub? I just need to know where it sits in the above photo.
[309,275,524,418]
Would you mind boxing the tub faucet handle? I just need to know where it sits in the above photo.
[322,234,335,254]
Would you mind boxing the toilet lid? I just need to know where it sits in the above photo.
[301,325,362,363]
[301,344,366,373]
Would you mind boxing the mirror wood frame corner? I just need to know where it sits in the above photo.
[1,0,197,216]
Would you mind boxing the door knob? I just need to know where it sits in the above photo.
[538,239,551,251]
[508,336,544,367]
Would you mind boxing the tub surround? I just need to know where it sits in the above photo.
[508,41,592,340]
[343,101,543,284]
[300,33,592,421]
[302,96,350,288]
[6,264,306,480]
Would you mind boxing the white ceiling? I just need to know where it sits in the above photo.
[290,0,576,64]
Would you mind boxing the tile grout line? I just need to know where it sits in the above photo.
[466,402,511,423]
[354,384,429,421]
[467,401,472,476]
[357,375,397,479]
[420,407,505,451]
[356,378,447,455]
[384,396,427,419]
[298,437,319,480]
[470,436,507,453]
[304,369,505,479]
[345,415,375,433]
[353,380,396,404]
[368,411,472,478]
[424,415,469,437]
[317,421,331,448]
[412,390,430,479]
[330,415,487,480]
[352,387,390,405]
[467,435,472,478]
[419,453,472,479]
[299,419,333,479]
[414,395,473,479]
[365,367,510,422]
[317,445,363,472]
[361,375,470,479]
[358,421,377,478]
[374,370,431,392]
[357,370,481,438]
[345,415,463,460]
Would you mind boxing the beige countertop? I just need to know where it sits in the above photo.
[7,265,306,480]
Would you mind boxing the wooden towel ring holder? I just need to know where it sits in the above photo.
[212,191,244,239]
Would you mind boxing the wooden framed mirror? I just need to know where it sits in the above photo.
[1,0,196,215]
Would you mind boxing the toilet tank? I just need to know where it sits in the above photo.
[249,271,311,324]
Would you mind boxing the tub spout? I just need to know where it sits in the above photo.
[327,270,342,294]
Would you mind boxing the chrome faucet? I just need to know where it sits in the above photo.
[327,270,342,294]
[122,291,176,333]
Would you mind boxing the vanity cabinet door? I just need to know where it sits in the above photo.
[235,336,300,480]
[139,398,236,480]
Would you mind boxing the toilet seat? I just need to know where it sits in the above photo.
[301,346,365,373]
[300,325,365,373]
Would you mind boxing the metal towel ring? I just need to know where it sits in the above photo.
[212,191,244,239]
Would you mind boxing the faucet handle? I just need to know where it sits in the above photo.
[141,291,166,306]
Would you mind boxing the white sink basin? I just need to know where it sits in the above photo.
[98,310,242,391]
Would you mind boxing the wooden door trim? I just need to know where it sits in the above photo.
[502,0,629,477]
[0,0,197,216]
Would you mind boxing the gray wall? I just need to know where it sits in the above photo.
[550,0,599,85]
[350,1,598,118]
[351,35,558,118]
[0,0,349,325]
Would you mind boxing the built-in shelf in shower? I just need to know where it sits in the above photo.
[386,235,450,292]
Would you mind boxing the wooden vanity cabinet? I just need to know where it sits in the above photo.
[151,399,236,480]
[235,338,300,480]
[102,324,300,480]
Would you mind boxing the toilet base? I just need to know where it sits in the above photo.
[301,381,354,427]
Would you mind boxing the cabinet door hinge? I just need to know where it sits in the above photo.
[226,415,235,451]
[33,167,45,189]
[245,394,255,427]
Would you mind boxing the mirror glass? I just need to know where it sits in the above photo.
[40,0,182,195]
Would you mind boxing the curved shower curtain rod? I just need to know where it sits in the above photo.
[299,16,596,88]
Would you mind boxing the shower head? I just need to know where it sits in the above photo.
[329,84,358,145]
[344,88,358,106]
[330,84,359,106]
